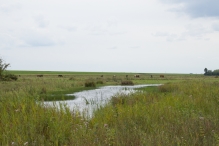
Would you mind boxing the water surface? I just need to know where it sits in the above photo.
[44,84,161,117]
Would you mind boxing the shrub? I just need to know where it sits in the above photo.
[0,74,18,81]
[84,81,96,87]
[96,80,104,84]
[121,80,134,85]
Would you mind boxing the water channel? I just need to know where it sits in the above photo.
[44,84,161,118]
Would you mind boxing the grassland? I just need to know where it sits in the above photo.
[0,70,219,145]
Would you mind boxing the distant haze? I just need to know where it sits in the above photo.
[1,0,219,73]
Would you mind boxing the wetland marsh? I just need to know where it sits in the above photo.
[0,71,219,145]
[44,84,161,118]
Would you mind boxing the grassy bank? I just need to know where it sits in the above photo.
[90,81,219,145]
[1,71,182,101]
[0,71,219,145]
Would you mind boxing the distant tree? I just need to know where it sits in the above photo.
[213,69,219,73]
[0,57,10,78]
[0,57,18,81]
[204,68,208,74]
[207,70,212,75]
[204,68,219,76]
[213,69,219,76]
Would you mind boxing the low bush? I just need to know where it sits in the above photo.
[85,81,96,87]
[0,74,18,81]
[121,80,134,85]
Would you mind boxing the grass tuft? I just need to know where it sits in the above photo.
[121,80,134,85]
[85,81,96,87]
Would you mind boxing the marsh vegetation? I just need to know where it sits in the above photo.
[0,71,219,145]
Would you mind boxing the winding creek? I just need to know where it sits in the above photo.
[44,84,161,118]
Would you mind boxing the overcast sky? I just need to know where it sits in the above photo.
[1,0,219,73]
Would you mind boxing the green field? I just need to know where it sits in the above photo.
[0,70,219,145]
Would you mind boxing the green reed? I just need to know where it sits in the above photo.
[0,74,219,145]
[90,81,219,145]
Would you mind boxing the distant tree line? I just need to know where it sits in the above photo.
[204,68,219,76]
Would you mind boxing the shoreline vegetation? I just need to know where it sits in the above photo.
[0,71,219,145]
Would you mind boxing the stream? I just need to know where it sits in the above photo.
[44,84,161,118]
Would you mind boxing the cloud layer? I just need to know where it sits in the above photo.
[161,0,219,18]
[1,0,219,73]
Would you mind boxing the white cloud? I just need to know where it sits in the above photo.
[108,46,118,50]
[22,34,54,47]
[59,26,77,32]
[0,3,21,13]
[0,0,219,73]
[160,0,219,18]
[212,23,219,31]
[183,24,211,38]
[33,14,49,28]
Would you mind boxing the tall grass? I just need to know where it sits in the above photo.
[0,90,85,145]
[90,81,219,145]
[0,75,219,145]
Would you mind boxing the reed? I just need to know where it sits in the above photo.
[0,73,219,145]
[90,81,219,145]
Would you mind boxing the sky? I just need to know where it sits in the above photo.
[1,0,219,74]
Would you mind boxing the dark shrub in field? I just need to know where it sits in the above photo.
[85,81,96,87]
[96,80,104,84]
[121,80,134,85]
[0,74,18,81]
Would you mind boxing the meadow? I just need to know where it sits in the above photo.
[0,71,218,145]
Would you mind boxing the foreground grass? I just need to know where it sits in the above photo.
[90,81,219,145]
[1,72,219,145]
